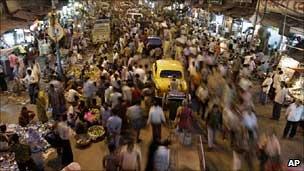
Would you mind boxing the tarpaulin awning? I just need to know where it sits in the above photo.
[289,67,304,73]
[0,19,30,34]
[13,10,37,21]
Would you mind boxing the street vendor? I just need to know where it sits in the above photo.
[10,134,37,171]
[0,124,9,151]
[19,107,35,127]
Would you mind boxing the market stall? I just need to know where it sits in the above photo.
[1,122,53,170]
[277,55,300,82]
[276,55,303,103]
[288,67,304,103]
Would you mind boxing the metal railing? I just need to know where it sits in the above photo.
[198,135,206,171]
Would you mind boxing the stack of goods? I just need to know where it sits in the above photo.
[289,76,304,103]
[87,125,105,142]
[75,134,91,148]
[6,123,51,151]
[1,122,52,171]
[67,65,100,81]
[0,153,18,171]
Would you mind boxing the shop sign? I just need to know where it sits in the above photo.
[208,0,223,5]
[260,0,304,16]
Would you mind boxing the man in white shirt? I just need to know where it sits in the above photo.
[283,100,304,138]
[110,89,122,108]
[104,84,113,105]
[66,86,81,103]
[134,65,146,83]
[23,68,39,104]
[83,79,97,107]
[272,82,288,120]
[272,70,283,90]
[147,99,166,141]
[260,74,273,105]
[122,82,132,103]
[243,52,256,65]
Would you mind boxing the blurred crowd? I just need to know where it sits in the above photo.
[0,4,303,171]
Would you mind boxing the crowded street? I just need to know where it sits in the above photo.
[0,0,303,171]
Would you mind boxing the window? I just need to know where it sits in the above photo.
[160,70,182,78]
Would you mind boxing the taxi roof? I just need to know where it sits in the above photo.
[155,59,184,71]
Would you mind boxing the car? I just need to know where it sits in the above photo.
[91,18,111,44]
[126,12,143,20]
[147,36,162,50]
[152,59,188,99]
[126,8,140,14]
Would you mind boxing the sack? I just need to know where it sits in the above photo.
[179,131,192,146]
[184,132,192,146]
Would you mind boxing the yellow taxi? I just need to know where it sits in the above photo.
[152,59,188,98]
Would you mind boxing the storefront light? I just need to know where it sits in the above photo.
[74,2,80,8]
[15,29,24,34]
[62,6,67,14]
[151,2,155,9]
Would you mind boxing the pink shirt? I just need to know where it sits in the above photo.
[8,54,17,68]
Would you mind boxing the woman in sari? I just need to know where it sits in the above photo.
[36,90,48,123]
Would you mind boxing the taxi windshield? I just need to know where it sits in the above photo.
[160,70,182,78]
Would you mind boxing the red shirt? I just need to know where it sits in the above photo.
[177,107,192,129]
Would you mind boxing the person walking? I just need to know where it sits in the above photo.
[83,78,97,108]
[106,108,122,148]
[0,64,7,92]
[147,99,166,142]
[120,140,141,171]
[265,130,282,171]
[36,90,48,123]
[175,100,193,132]
[153,140,171,171]
[27,69,39,104]
[206,104,222,149]
[283,100,304,139]
[56,114,74,167]
[48,84,65,120]
[103,144,120,171]
[260,74,273,105]
[10,134,37,171]
[271,82,288,120]
[126,101,146,143]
